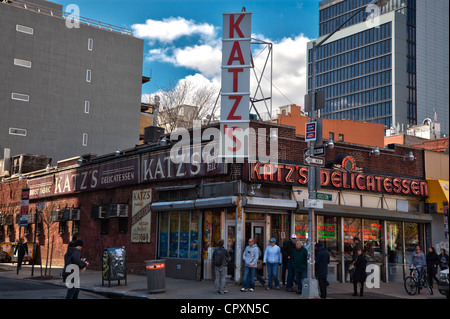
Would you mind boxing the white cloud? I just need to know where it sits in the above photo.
[252,34,311,115]
[132,17,217,43]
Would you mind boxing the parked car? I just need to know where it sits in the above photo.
[438,268,449,299]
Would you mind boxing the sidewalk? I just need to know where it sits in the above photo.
[0,263,445,300]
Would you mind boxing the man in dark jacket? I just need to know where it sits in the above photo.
[281,234,297,291]
[291,241,308,294]
[63,239,88,299]
[352,248,367,296]
[315,243,330,299]
[212,239,231,295]
[14,238,28,274]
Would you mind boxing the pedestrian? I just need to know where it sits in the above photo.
[291,240,307,294]
[241,238,259,292]
[263,238,282,290]
[410,244,426,273]
[253,239,266,287]
[425,246,440,292]
[14,238,28,274]
[281,234,297,291]
[63,239,88,299]
[315,243,330,299]
[438,248,449,271]
[352,248,367,296]
[349,236,362,282]
[212,239,231,295]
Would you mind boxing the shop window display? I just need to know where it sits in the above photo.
[363,219,382,263]
[386,221,403,264]
[317,215,340,262]
[158,211,200,259]
[404,222,420,264]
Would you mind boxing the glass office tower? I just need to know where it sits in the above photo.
[308,0,449,135]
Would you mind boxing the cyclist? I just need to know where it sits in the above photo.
[410,245,426,281]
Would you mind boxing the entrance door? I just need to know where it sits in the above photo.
[225,220,236,278]
[246,221,266,277]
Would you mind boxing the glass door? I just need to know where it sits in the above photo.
[246,221,266,277]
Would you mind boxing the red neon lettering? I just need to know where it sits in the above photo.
[356,174,366,190]
[229,14,245,38]
[392,178,402,193]
[251,162,262,180]
[383,178,393,193]
[401,179,411,195]
[285,165,295,183]
[299,167,308,185]
[331,171,342,188]
[321,170,330,187]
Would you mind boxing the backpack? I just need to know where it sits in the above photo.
[214,248,225,267]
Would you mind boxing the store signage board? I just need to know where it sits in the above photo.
[304,146,325,156]
[304,199,324,209]
[315,192,332,201]
[305,121,316,142]
[220,12,252,160]
[305,156,324,166]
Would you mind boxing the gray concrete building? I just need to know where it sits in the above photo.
[0,0,144,165]
[307,0,449,136]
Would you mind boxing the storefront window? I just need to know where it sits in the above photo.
[169,213,180,258]
[343,218,362,263]
[317,215,340,262]
[404,222,420,265]
[159,213,169,257]
[294,214,308,241]
[190,213,199,259]
[386,221,403,264]
[363,219,382,263]
[158,211,200,259]
[271,214,290,245]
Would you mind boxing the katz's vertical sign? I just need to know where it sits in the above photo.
[220,11,252,160]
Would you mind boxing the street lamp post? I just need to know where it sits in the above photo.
[303,0,387,298]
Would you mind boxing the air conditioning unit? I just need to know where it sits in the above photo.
[71,208,80,221]
[144,126,165,144]
[50,210,62,222]
[107,204,129,218]
[426,203,438,214]
[91,205,107,219]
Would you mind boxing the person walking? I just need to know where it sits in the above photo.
[352,248,367,296]
[349,236,362,282]
[291,240,308,294]
[63,239,88,299]
[426,246,440,293]
[14,238,28,274]
[281,234,297,291]
[241,238,259,292]
[263,238,282,290]
[212,239,231,295]
[315,243,330,299]
[438,248,449,271]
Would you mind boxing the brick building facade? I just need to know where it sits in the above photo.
[0,121,438,283]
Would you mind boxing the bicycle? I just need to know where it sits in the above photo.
[404,266,433,295]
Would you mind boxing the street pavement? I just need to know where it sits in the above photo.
[0,263,446,301]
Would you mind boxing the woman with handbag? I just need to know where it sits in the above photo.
[352,248,367,296]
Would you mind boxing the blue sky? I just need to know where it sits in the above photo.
[54,0,320,114]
